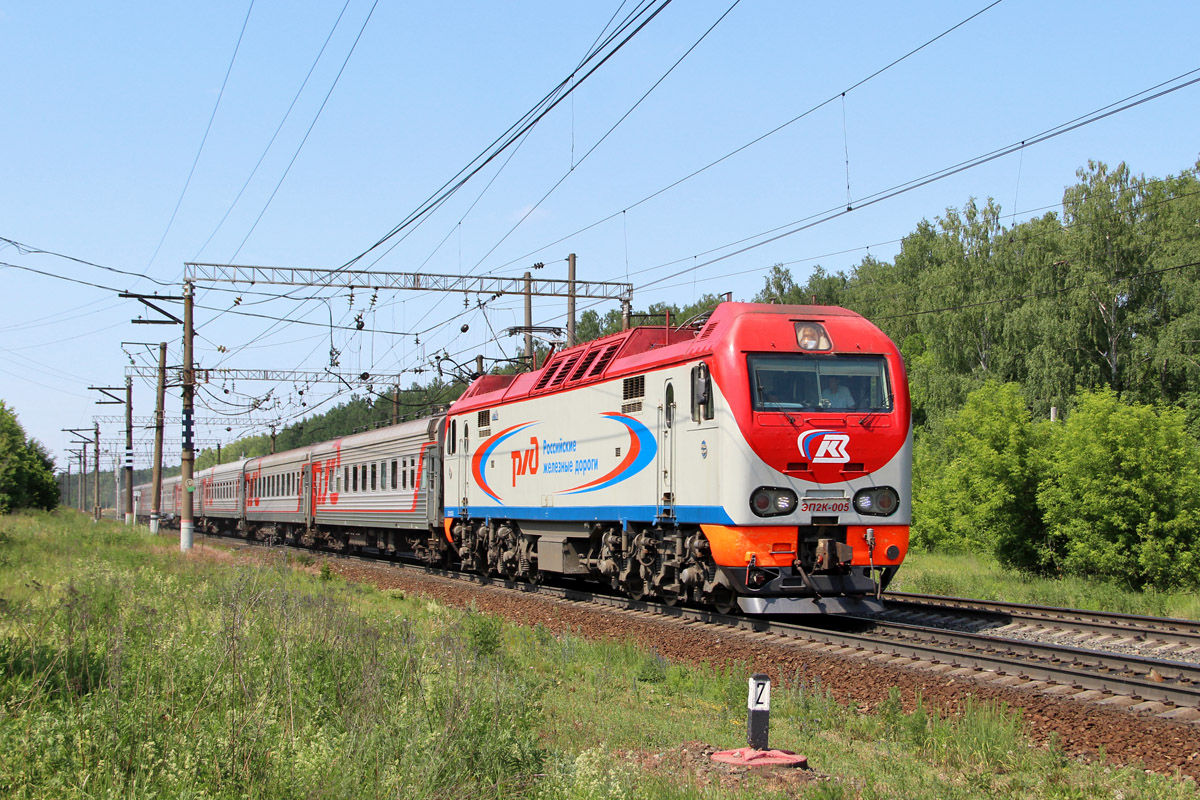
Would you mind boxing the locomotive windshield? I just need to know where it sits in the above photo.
[748,354,892,412]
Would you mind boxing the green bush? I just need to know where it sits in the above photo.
[912,381,1047,567]
[1037,388,1200,589]
[914,384,1200,590]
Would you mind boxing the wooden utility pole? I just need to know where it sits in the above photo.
[270,425,276,454]
[151,342,167,533]
[567,253,576,348]
[180,281,195,552]
[392,385,399,426]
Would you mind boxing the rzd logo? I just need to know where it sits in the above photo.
[511,436,539,486]
[799,430,850,464]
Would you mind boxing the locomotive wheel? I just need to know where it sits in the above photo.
[710,585,738,615]
[501,557,519,582]
[660,587,681,607]
[622,574,648,601]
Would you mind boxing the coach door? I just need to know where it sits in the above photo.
[657,380,677,518]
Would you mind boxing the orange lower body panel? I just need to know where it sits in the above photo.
[700,523,909,569]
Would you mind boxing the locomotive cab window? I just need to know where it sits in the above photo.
[749,354,892,412]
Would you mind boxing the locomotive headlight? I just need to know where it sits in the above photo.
[750,487,798,517]
[853,487,900,517]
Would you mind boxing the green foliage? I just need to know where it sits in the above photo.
[914,384,1200,590]
[1037,388,1200,589]
[0,401,57,514]
[912,382,1047,568]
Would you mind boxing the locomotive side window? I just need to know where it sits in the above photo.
[449,420,457,454]
[748,354,892,412]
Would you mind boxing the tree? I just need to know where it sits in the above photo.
[1037,388,1200,589]
[0,400,58,513]
[1060,161,1154,396]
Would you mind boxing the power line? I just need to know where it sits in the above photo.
[631,67,1200,298]
[228,0,380,261]
[192,0,356,262]
[146,0,257,273]
[488,0,1008,275]
[341,0,675,270]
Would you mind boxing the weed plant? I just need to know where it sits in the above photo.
[0,510,1193,799]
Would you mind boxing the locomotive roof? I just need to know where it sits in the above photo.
[451,301,871,413]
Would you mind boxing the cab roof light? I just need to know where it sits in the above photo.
[796,322,831,351]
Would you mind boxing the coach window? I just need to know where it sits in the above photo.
[391,460,398,490]
[352,465,358,492]
[371,463,377,491]
[410,462,416,490]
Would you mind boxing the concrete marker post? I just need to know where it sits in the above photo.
[711,673,808,769]
[748,673,771,750]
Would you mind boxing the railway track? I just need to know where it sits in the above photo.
[201,534,1200,721]
[875,592,1200,665]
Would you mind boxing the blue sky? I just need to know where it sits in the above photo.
[2,0,1198,471]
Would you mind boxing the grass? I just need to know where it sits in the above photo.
[0,508,1194,799]
[893,550,1200,620]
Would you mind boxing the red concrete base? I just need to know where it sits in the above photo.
[710,747,808,769]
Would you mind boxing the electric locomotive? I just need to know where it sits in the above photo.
[444,302,911,613]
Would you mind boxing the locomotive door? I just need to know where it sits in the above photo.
[657,380,677,518]
[450,417,470,515]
